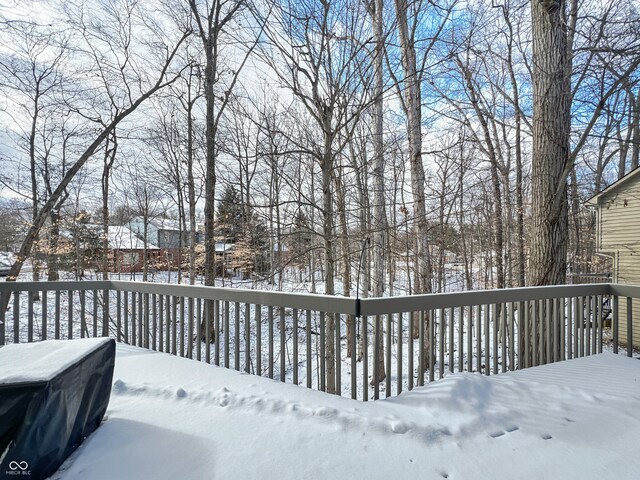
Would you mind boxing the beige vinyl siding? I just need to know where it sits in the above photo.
[614,254,640,349]
[616,296,640,350]
[599,173,640,254]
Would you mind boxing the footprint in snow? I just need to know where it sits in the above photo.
[541,434,552,440]
[490,425,519,438]
[176,388,188,399]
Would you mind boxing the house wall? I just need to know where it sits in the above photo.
[598,172,640,254]
[597,173,640,349]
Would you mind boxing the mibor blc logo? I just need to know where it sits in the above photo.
[6,460,31,476]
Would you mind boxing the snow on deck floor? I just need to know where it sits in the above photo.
[52,346,640,480]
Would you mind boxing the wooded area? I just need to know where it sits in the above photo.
[0,0,638,296]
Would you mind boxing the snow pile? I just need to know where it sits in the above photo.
[0,338,110,384]
[52,346,640,480]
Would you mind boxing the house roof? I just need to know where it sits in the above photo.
[585,166,640,207]
[109,226,159,250]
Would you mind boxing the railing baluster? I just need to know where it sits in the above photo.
[237,302,243,372]
[80,290,86,339]
[124,292,129,344]
[337,312,342,395]
[438,308,445,379]
[532,300,539,367]
[458,307,465,372]
[116,291,122,343]
[215,300,221,365]
[559,297,565,361]
[137,292,143,348]
[164,295,175,355]
[385,313,391,397]
[567,297,573,360]
[374,314,380,399]
[54,290,61,340]
[577,296,583,357]
[246,303,252,374]
[476,305,481,373]
[225,301,230,368]
[398,311,404,393]
[256,304,262,375]
[204,300,210,363]
[152,294,157,352]
[92,290,98,338]
[484,304,490,375]
[597,294,603,354]
[28,291,34,342]
[523,300,530,369]
[466,306,472,372]
[449,307,454,373]
[41,290,47,341]
[306,309,311,390]
[268,305,273,379]
[67,290,73,340]
[158,294,164,353]
[13,291,21,343]
[279,306,285,380]
[351,311,357,399]
[418,311,424,386]
[187,297,194,359]
[586,295,592,356]
[428,309,435,383]
[613,295,619,354]
[509,302,515,371]
[198,298,202,362]
[501,303,507,372]
[492,304,498,374]
[320,311,325,393]
[408,311,414,391]
[103,288,110,337]
[172,296,177,355]
[362,315,368,401]
[178,296,184,357]
[196,298,202,360]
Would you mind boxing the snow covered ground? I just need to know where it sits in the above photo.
[51,344,640,480]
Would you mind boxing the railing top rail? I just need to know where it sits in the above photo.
[359,283,613,316]
[3,280,639,317]
[0,280,111,293]
[108,281,358,315]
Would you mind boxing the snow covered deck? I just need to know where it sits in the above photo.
[52,345,640,480]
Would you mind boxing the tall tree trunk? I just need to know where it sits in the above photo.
[322,129,336,394]
[529,0,571,287]
[369,0,386,387]
[47,209,60,281]
[101,133,117,280]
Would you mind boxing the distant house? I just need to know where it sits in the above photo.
[108,225,160,273]
[127,217,201,268]
[585,167,640,348]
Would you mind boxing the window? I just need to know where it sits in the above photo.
[122,252,139,266]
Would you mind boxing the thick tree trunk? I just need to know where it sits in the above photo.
[529,0,571,287]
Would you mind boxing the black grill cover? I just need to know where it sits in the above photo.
[0,338,115,480]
